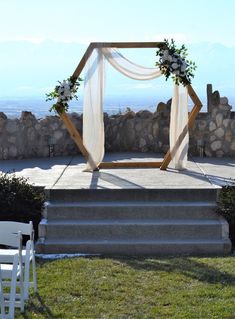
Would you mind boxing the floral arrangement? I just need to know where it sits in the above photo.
[156,39,197,86]
[46,76,82,113]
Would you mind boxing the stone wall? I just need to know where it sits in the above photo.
[0,84,234,160]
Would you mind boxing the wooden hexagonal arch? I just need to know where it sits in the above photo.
[56,42,202,170]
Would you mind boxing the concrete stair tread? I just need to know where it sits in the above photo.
[47,201,217,207]
[41,238,230,245]
[42,219,223,226]
[49,188,218,202]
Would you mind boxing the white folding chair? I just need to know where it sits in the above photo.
[0,221,37,300]
[0,231,24,319]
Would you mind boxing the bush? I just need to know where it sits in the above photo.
[0,173,45,240]
[217,185,235,223]
[217,183,235,247]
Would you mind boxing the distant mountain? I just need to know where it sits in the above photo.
[0,40,234,108]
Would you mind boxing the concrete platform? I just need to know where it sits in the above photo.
[0,153,234,189]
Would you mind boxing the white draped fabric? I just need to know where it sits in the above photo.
[83,47,189,171]
[83,49,105,171]
[170,84,188,169]
[101,48,162,80]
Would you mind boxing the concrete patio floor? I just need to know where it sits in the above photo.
[0,153,234,189]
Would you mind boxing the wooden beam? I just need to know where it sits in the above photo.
[90,42,165,48]
[187,84,203,107]
[72,43,95,80]
[160,85,203,170]
[59,112,89,159]
[99,161,162,169]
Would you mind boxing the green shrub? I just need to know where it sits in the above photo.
[0,173,45,239]
[217,184,235,223]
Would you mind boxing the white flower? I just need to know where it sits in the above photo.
[163,49,169,56]
[58,87,63,94]
[64,83,70,91]
[171,62,179,70]
[173,70,180,75]
[64,89,70,97]
[180,61,187,72]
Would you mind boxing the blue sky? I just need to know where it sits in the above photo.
[0,0,235,112]
[1,0,235,45]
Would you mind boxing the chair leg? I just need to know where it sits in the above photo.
[24,259,30,300]
[32,255,37,292]
[9,263,18,319]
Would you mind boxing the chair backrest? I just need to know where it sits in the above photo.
[0,221,30,247]
[0,221,33,236]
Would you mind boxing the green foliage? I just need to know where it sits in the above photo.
[46,76,82,114]
[217,183,235,223]
[156,39,197,86]
[0,173,45,238]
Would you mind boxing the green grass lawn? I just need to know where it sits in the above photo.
[15,256,235,319]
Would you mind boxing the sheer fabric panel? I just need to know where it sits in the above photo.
[83,49,105,171]
[170,84,189,169]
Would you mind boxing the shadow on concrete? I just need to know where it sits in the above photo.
[194,157,235,168]
[0,156,77,173]
[89,171,145,189]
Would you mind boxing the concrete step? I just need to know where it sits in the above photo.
[45,201,218,221]
[48,188,218,202]
[39,219,226,241]
[37,238,231,256]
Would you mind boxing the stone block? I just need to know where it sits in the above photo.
[216,113,223,127]
[152,122,159,137]
[210,135,216,142]
[214,127,224,138]
[216,150,224,157]
[6,121,18,133]
[220,97,228,105]
[225,130,232,143]
[163,127,169,136]
[230,141,235,151]
[53,130,63,140]
[0,112,7,120]
[198,120,207,131]
[136,110,152,119]
[231,121,235,131]
[8,136,16,144]
[211,140,222,151]
[135,122,142,132]
[8,145,17,158]
[223,119,230,128]
[219,104,232,112]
